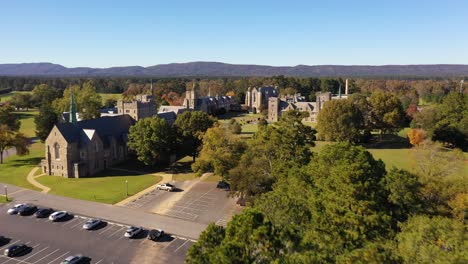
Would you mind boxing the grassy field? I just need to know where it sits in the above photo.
[0,195,9,203]
[99,93,122,104]
[0,91,32,102]
[0,142,43,190]
[37,169,162,204]
[14,111,39,138]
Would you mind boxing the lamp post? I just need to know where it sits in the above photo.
[4,185,7,201]
[125,180,128,196]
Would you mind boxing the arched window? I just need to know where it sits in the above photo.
[54,143,60,160]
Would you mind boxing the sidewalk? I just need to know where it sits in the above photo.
[1,182,207,240]
[26,167,50,193]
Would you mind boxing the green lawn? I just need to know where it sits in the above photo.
[0,195,10,203]
[0,91,32,102]
[14,111,39,138]
[0,142,43,190]
[99,93,122,104]
[173,172,197,182]
[37,169,162,204]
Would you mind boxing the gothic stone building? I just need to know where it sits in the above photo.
[116,94,156,121]
[245,86,279,113]
[183,84,238,114]
[268,91,349,122]
[41,115,134,178]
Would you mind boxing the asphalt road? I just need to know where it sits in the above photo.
[0,205,194,264]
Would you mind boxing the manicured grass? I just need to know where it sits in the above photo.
[203,174,221,182]
[0,91,32,102]
[0,142,44,190]
[37,169,162,204]
[0,195,10,203]
[14,111,39,138]
[99,93,122,104]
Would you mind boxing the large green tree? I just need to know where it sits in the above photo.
[53,81,102,120]
[316,99,364,142]
[10,93,32,111]
[34,103,58,142]
[174,111,216,161]
[127,116,176,165]
[31,84,61,106]
[192,126,247,178]
[396,215,467,264]
[0,125,29,164]
[369,91,406,137]
[0,104,20,131]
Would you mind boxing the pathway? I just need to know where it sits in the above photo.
[26,167,50,193]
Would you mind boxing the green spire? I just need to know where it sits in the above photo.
[69,92,77,124]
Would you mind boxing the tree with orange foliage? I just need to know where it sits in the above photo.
[407,128,426,146]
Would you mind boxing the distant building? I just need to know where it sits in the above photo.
[116,94,156,121]
[183,83,239,114]
[245,86,279,113]
[268,80,350,122]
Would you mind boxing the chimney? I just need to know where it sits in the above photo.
[345,79,349,95]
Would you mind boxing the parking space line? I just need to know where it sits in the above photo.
[46,251,69,264]
[174,240,189,253]
[60,218,77,227]
[0,239,21,251]
[162,238,178,250]
[107,227,125,238]
[98,225,117,235]
[31,249,59,264]
[94,260,103,264]
[21,246,49,262]
[0,255,34,264]
[69,219,87,229]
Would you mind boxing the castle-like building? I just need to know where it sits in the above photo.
[116,94,156,121]
[182,83,239,114]
[268,80,350,122]
[245,86,279,113]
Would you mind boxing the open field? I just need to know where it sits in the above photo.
[14,110,39,137]
[0,91,32,102]
[0,142,43,190]
[99,93,122,103]
[37,169,162,204]
[0,195,9,203]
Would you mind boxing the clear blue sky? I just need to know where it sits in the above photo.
[1,0,467,67]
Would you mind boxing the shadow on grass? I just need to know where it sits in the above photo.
[362,134,411,150]
[7,157,43,167]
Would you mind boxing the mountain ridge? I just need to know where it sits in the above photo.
[1,62,467,77]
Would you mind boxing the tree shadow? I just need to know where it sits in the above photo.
[362,134,411,150]
[7,157,43,167]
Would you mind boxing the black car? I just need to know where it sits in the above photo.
[0,236,9,246]
[35,208,54,218]
[4,244,28,257]
[217,181,230,190]
[18,204,37,216]
[147,229,164,241]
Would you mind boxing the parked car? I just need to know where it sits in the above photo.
[18,204,37,216]
[3,244,28,257]
[147,229,164,241]
[82,219,102,230]
[156,183,175,192]
[216,181,230,189]
[61,255,86,264]
[236,197,246,206]
[49,211,68,221]
[35,208,54,218]
[7,204,25,215]
[0,236,9,246]
[124,226,143,238]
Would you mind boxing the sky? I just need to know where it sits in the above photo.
[1,0,467,67]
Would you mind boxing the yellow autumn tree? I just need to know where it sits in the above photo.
[407,128,426,146]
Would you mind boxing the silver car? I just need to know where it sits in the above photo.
[82,219,102,230]
[61,255,85,264]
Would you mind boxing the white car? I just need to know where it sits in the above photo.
[49,211,68,221]
[124,226,143,238]
[156,183,175,192]
[7,204,25,215]
[60,255,85,264]
[82,219,102,230]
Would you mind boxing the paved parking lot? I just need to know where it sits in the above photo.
[0,204,194,264]
[123,179,240,226]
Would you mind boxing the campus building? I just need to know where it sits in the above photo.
[183,83,239,114]
[245,86,279,113]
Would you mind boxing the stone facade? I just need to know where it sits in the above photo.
[245,86,279,113]
[183,84,239,114]
[268,91,348,123]
[116,94,156,121]
[41,115,134,178]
